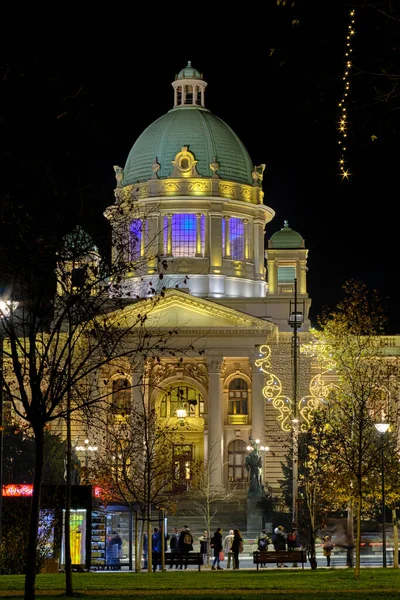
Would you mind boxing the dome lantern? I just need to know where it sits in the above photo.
[172,61,207,108]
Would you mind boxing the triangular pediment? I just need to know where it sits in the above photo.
[108,289,274,332]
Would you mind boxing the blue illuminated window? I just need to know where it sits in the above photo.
[230,218,244,260]
[163,214,204,257]
[130,219,142,259]
[222,217,244,260]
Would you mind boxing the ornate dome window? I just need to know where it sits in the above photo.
[129,219,144,260]
[222,218,245,260]
[164,214,205,257]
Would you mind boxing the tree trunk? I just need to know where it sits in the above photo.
[346,500,354,568]
[355,496,361,578]
[392,506,398,569]
[64,408,73,595]
[24,425,44,600]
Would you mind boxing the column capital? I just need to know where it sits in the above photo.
[207,357,224,374]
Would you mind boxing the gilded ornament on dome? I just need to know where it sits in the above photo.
[171,146,200,178]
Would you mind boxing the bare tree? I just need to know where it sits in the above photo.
[0,222,184,599]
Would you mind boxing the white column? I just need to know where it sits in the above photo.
[224,217,230,258]
[207,357,224,487]
[209,212,222,273]
[196,214,202,256]
[147,215,158,274]
[267,257,277,294]
[167,214,172,256]
[244,219,249,260]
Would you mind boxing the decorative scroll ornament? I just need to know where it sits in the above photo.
[299,373,338,431]
[255,344,338,432]
[255,344,292,432]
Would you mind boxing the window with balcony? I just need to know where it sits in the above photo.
[228,378,248,415]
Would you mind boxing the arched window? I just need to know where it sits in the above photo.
[160,384,204,418]
[112,378,130,416]
[228,440,248,484]
[228,378,248,415]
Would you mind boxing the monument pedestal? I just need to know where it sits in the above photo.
[246,494,263,539]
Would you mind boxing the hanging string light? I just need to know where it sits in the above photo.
[338,9,355,179]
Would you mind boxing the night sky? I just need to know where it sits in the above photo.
[0,2,399,332]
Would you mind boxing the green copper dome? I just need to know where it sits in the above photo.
[269,221,304,248]
[123,107,253,186]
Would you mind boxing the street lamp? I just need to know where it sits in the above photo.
[374,421,389,568]
[76,439,98,484]
[288,278,304,526]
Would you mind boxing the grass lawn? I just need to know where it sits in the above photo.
[0,568,399,600]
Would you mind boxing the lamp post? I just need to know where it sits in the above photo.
[0,299,19,546]
[375,421,389,568]
[288,278,304,526]
[76,439,98,484]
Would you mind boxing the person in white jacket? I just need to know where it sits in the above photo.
[223,530,235,569]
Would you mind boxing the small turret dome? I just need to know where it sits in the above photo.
[269,221,304,249]
[177,60,202,79]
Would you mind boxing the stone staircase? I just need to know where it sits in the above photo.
[164,494,249,539]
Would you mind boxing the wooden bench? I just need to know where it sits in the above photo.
[164,552,203,571]
[253,550,307,570]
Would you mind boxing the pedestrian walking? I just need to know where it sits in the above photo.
[231,528,243,570]
[211,527,224,570]
[152,527,162,572]
[169,527,180,569]
[223,530,234,568]
[198,530,209,566]
[323,534,334,567]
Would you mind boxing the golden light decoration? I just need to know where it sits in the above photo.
[338,9,356,180]
[255,345,338,432]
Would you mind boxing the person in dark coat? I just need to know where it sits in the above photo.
[211,527,224,570]
[273,525,287,567]
[178,525,193,570]
[231,528,244,570]
[152,527,162,572]
[168,527,180,569]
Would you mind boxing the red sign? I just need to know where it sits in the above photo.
[3,484,33,496]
